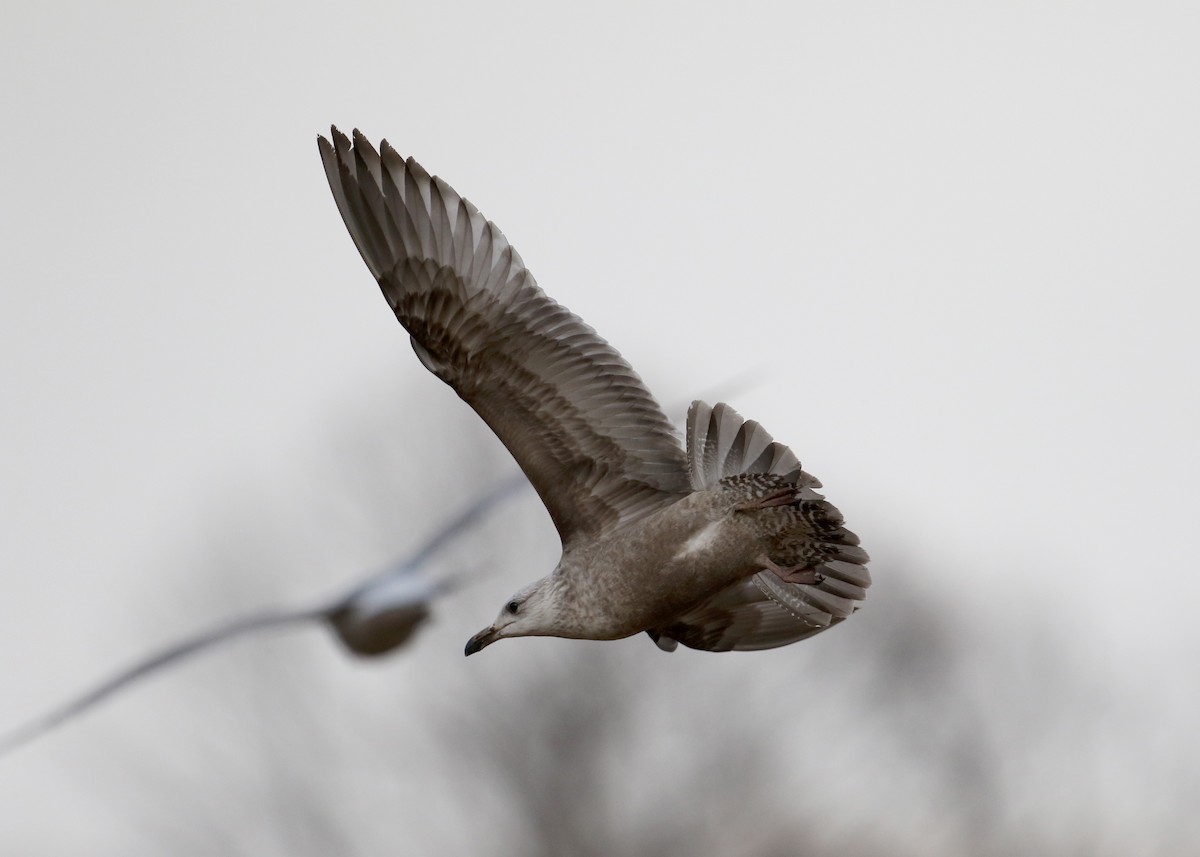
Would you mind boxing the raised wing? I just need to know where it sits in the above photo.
[319,128,690,546]
[649,401,870,652]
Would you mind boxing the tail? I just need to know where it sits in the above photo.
[686,400,818,490]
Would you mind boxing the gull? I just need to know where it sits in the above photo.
[319,129,871,656]
[0,475,521,758]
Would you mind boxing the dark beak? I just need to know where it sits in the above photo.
[464,626,499,656]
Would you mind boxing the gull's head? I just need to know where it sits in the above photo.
[464,577,564,656]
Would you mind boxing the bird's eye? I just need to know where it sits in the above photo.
[505,600,520,615]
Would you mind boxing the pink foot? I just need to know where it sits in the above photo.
[759,556,824,586]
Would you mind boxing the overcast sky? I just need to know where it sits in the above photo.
[2,1,1198,852]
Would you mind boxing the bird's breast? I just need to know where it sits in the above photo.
[570,494,762,636]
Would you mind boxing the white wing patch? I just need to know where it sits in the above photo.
[674,520,723,561]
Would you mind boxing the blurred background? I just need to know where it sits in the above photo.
[2,1,1197,854]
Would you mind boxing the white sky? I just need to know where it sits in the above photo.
[2,1,1198,851]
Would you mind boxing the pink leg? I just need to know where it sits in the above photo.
[759,555,824,585]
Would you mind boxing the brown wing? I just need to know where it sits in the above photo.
[318,128,690,547]
[648,560,871,652]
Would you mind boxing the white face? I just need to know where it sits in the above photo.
[463,579,556,655]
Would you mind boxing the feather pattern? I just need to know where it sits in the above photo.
[319,128,690,546]
[650,402,871,652]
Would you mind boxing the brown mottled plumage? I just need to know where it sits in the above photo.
[318,128,870,654]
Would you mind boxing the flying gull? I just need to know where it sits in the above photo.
[318,128,871,655]
[0,475,521,758]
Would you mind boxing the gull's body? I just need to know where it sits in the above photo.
[319,128,870,654]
